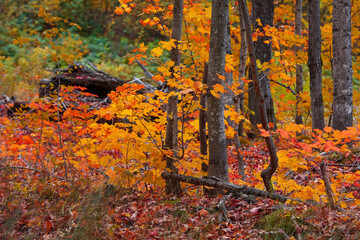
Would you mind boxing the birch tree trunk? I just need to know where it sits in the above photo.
[332,0,353,130]
[308,0,325,130]
[295,0,304,124]
[248,0,276,129]
[164,0,183,195]
[207,0,229,182]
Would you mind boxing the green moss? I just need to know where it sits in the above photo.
[255,210,305,240]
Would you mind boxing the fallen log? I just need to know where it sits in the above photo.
[161,171,289,203]
[39,60,158,98]
[40,61,127,98]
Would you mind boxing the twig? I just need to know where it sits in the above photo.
[135,59,154,79]
[269,79,296,95]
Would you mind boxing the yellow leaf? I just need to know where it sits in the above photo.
[210,90,220,98]
[69,22,81,30]
[139,42,148,53]
[151,47,163,57]
[213,84,225,93]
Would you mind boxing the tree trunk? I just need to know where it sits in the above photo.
[207,0,229,182]
[239,0,279,192]
[332,0,353,131]
[238,3,247,138]
[248,0,276,129]
[200,63,208,172]
[308,0,325,130]
[234,1,247,179]
[295,0,304,125]
[224,15,235,146]
[164,0,183,195]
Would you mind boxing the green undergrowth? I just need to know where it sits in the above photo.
[255,207,360,240]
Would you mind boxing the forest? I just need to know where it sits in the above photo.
[0,0,360,239]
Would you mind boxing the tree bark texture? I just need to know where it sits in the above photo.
[239,0,279,192]
[161,171,288,203]
[234,1,247,179]
[332,0,353,131]
[238,3,247,137]
[206,0,229,182]
[308,0,325,130]
[295,0,304,124]
[248,0,276,129]
[164,0,183,195]
[200,63,208,172]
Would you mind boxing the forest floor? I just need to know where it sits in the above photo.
[1,145,360,239]
[0,95,360,239]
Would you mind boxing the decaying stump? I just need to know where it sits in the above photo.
[39,60,159,98]
[40,61,127,98]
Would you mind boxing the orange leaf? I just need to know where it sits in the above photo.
[45,220,53,232]
[199,208,209,217]
[259,129,270,137]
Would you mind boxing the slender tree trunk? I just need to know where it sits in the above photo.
[308,0,325,130]
[164,0,183,195]
[248,0,276,129]
[238,1,247,137]
[224,16,235,146]
[200,63,208,172]
[239,0,279,192]
[234,0,247,179]
[295,0,304,124]
[207,0,229,182]
[332,0,353,130]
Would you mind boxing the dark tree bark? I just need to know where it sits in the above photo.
[39,63,126,98]
[332,0,353,131]
[295,0,304,124]
[238,2,247,138]
[206,0,229,182]
[200,63,208,172]
[308,0,325,130]
[163,0,183,195]
[239,0,279,192]
[248,0,276,129]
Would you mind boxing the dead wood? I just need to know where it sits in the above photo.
[161,171,289,202]
[40,61,158,98]
[320,161,337,209]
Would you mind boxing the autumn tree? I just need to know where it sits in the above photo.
[238,0,278,192]
[308,0,325,130]
[248,0,276,129]
[207,0,229,182]
[163,0,184,195]
[332,0,353,130]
